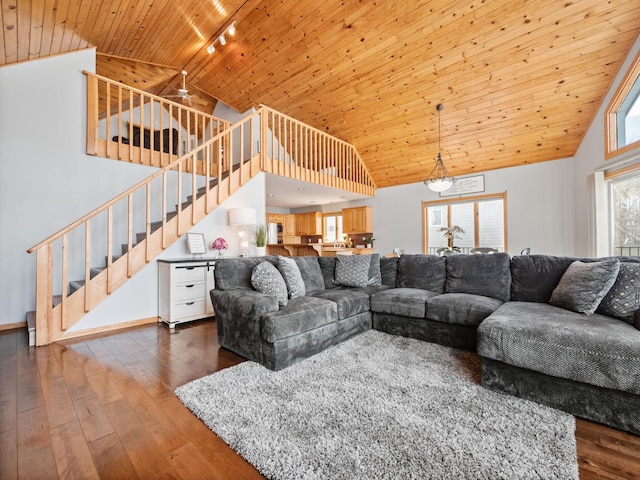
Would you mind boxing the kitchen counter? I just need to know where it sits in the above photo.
[266,244,374,257]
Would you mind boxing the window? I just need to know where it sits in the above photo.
[429,207,444,227]
[605,49,640,159]
[323,213,343,243]
[609,173,640,256]
[422,193,507,254]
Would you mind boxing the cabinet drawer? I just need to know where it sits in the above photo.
[173,265,205,284]
[174,282,205,301]
[173,299,206,320]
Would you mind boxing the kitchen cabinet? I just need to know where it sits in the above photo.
[158,259,215,328]
[283,214,297,235]
[342,206,373,234]
[266,213,284,225]
[296,212,322,235]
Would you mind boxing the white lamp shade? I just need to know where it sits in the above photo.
[426,179,453,193]
[229,207,257,226]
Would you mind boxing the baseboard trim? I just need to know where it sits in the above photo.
[0,321,27,332]
[55,317,159,342]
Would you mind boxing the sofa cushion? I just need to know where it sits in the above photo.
[477,301,640,395]
[370,288,439,318]
[426,293,504,327]
[380,257,398,287]
[251,261,288,306]
[445,252,511,302]
[292,256,325,292]
[277,256,306,299]
[261,296,337,343]
[397,255,446,292]
[308,289,370,320]
[214,256,278,290]
[510,255,584,302]
[335,255,371,287]
[549,259,620,314]
[317,256,337,289]
[596,262,640,323]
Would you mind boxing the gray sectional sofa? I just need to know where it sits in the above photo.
[210,252,640,435]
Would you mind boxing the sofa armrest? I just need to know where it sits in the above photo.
[210,289,279,363]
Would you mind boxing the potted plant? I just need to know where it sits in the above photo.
[363,236,375,248]
[254,224,268,256]
[439,225,465,255]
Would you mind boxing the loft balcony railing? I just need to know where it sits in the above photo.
[85,72,231,170]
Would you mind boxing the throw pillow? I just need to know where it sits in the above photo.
[277,256,306,299]
[335,254,371,288]
[596,262,640,322]
[251,261,288,306]
[549,259,620,315]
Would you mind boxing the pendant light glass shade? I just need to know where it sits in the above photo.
[423,104,454,192]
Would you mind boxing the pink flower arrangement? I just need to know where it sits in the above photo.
[210,237,228,252]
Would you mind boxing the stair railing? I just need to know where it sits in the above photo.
[27,76,376,346]
[27,110,261,346]
[85,72,231,169]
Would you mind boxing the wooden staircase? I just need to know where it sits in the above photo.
[26,73,376,347]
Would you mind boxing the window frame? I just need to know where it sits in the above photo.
[605,49,640,160]
[604,166,640,256]
[421,192,508,254]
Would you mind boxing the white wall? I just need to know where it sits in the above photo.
[573,34,640,256]
[369,159,575,257]
[0,49,160,328]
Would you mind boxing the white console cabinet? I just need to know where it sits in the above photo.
[158,258,216,328]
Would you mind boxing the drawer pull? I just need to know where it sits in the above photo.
[185,284,195,288]
[185,301,195,306]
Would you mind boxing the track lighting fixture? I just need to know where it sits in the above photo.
[207,21,237,54]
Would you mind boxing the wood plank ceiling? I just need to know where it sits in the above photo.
[2,0,640,188]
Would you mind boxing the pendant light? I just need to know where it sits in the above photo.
[423,103,454,192]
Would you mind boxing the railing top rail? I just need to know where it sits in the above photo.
[84,70,231,127]
[27,110,261,254]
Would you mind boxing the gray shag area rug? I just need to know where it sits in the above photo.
[175,331,578,479]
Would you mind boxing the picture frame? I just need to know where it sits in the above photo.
[439,175,485,197]
[186,233,206,254]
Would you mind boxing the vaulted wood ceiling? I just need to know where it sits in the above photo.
[3,0,640,188]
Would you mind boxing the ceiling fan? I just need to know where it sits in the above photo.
[162,70,208,106]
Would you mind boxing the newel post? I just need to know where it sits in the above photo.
[34,245,52,346]
[86,73,99,155]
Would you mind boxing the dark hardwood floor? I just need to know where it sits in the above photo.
[1,320,639,479]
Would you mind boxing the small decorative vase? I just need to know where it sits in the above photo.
[256,246,267,257]
[217,250,223,258]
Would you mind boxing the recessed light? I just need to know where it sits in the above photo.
[267,194,274,197]
[297,187,306,191]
